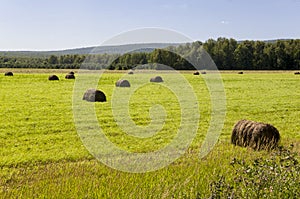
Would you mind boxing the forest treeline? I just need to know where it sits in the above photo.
[0,38,299,70]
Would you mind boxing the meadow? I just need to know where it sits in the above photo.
[0,69,299,198]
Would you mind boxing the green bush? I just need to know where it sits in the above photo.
[209,145,300,198]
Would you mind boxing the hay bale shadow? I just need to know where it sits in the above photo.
[231,119,280,150]
[4,72,13,76]
[48,75,59,81]
[83,89,106,102]
[116,79,130,87]
[150,76,163,83]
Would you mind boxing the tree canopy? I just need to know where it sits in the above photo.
[0,38,299,70]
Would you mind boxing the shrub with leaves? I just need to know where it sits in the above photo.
[209,145,300,198]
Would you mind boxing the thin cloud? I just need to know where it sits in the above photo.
[221,20,230,25]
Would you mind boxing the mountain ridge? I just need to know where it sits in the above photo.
[0,39,294,58]
[0,43,182,58]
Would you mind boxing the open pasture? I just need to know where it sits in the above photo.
[0,70,300,198]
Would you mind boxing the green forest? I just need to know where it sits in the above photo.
[1,38,299,70]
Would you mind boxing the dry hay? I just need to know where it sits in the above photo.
[231,120,280,150]
[83,89,106,102]
[238,71,244,74]
[115,79,130,87]
[48,75,59,81]
[295,72,300,75]
[65,74,75,79]
[193,71,200,75]
[4,72,13,76]
[150,76,163,83]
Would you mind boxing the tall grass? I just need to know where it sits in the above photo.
[0,70,299,198]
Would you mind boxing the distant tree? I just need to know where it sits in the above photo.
[48,55,58,64]
[253,41,267,70]
[234,41,254,69]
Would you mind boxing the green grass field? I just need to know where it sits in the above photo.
[0,69,300,198]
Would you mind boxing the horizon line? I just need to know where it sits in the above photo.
[0,37,297,52]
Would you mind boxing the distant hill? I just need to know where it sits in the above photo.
[0,39,293,58]
[0,43,181,58]
[237,39,290,44]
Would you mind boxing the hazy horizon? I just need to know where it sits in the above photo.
[1,38,298,52]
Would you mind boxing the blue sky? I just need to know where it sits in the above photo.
[0,0,299,50]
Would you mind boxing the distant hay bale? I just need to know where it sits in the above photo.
[150,76,163,83]
[193,71,200,75]
[116,79,130,87]
[201,71,207,74]
[4,72,13,76]
[48,75,59,81]
[65,74,75,79]
[83,89,106,102]
[238,72,244,74]
[294,72,300,75]
[69,71,75,75]
[231,120,280,150]
[128,71,134,74]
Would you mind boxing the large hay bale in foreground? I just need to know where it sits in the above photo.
[65,74,75,79]
[193,71,200,75]
[115,79,130,87]
[83,89,106,102]
[150,76,163,83]
[231,120,280,150]
[48,75,59,81]
[4,72,13,76]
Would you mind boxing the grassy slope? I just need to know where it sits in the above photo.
[0,70,299,198]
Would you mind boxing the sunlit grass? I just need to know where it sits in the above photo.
[0,70,299,197]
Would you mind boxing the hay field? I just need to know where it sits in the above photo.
[0,70,299,198]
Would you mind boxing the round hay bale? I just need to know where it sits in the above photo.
[69,71,75,75]
[5,72,13,76]
[201,71,207,74]
[65,74,75,79]
[48,75,59,81]
[193,71,200,75]
[115,79,130,87]
[128,71,134,75]
[294,72,300,75]
[83,89,106,102]
[4,72,13,76]
[150,76,163,83]
[231,120,280,150]
[238,71,244,74]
